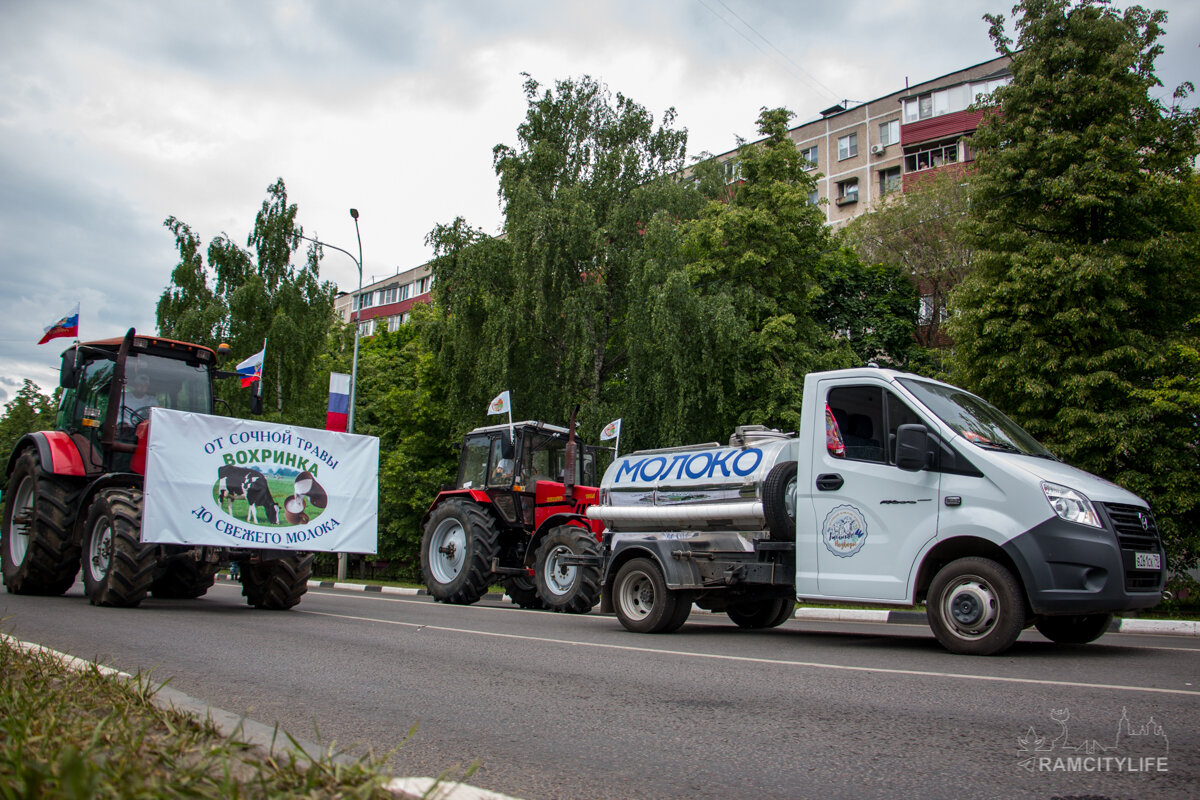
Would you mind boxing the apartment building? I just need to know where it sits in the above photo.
[333,262,434,336]
[711,54,1012,225]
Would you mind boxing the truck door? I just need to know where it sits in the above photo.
[810,379,940,601]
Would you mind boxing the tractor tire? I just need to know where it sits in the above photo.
[927,556,1025,656]
[151,557,220,599]
[82,487,156,608]
[1,449,81,595]
[240,554,313,610]
[726,597,795,629]
[612,557,692,634]
[1034,613,1113,645]
[763,461,798,542]
[503,574,547,610]
[534,525,601,614]
[420,499,499,605]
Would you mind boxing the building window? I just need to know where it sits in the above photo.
[359,319,374,336]
[807,188,819,206]
[836,179,859,205]
[417,275,432,294]
[878,119,899,146]
[904,139,960,173]
[387,315,401,332]
[723,159,742,184]
[359,292,374,309]
[879,167,901,195]
[903,76,1010,123]
[801,145,818,170]
[383,286,398,304]
[399,283,411,301]
[838,133,858,161]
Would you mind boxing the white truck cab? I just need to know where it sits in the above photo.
[590,367,1165,655]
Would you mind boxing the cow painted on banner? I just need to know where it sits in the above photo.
[217,465,279,524]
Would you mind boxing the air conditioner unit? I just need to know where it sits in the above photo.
[870,143,886,155]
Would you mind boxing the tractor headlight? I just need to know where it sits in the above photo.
[1041,481,1101,528]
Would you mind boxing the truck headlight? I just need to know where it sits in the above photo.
[1041,481,1101,528]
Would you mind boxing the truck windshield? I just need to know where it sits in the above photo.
[897,378,1056,459]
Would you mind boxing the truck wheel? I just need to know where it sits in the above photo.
[763,461,798,542]
[534,526,601,614]
[82,488,156,608]
[613,557,692,633]
[504,574,547,609]
[927,557,1025,655]
[420,499,499,605]
[240,554,313,610]
[727,597,794,629]
[151,557,219,599]
[1034,613,1113,645]
[1,449,81,595]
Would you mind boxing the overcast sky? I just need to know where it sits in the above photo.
[1,0,1197,402]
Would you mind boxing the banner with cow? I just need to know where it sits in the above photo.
[141,409,379,553]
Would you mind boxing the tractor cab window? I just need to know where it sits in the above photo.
[489,437,516,486]
[522,431,568,484]
[122,353,212,418]
[64,358,114,436]
[458,436,490,489]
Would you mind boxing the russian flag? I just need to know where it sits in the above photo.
[38,303,80,345]
[326,372,350,432]
[235,347,265,388]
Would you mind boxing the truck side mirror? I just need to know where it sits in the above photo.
[895,424,932,471]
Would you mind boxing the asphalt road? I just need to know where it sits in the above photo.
[4,582,1197,800]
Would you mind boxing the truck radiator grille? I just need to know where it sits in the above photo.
[1100,502,1163,593]
[1101,503,1159,551]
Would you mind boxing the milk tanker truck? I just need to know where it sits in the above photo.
[587,367,1165,655]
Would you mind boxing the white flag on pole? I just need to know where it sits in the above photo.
[600,419,622,441]
[488,390,511,416]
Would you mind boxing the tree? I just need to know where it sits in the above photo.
[157,179,338,425]
[0,380,58,458]
[949,0,1200,569]
[840,168,975,360]
[426,75,698,440]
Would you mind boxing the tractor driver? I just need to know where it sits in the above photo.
[123,373,158,424]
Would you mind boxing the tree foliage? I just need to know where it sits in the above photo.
[157,179,338,425]
[425,75,699,441]
[0,381,58,459]
[949,0,1200,569]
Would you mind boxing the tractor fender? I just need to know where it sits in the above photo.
[6,431,86,479]
[69,472,146,546]
[419,488,492,528]
[524,512,594,568]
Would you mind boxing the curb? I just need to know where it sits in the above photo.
[1,634,520,800]
[791,607,1200,636]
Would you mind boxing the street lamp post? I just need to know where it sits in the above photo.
[299,208,364,582]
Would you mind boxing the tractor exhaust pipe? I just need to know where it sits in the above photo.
[564,404,579,502]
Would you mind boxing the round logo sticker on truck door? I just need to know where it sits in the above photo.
[822,505,868,557]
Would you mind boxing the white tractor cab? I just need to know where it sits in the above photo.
[590,367,1165,655]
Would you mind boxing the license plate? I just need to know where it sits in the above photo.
[1134,552,1161,570]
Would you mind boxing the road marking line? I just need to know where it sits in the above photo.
[298,609,1200,697]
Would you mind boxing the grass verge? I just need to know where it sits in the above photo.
[0,634,405,799]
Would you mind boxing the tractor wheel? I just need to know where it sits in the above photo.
[763,461,798,542]
[420,499,499,605]
[612,557,692,634]
[534,525,601,614]
[927,557,1025,655]
[726,597,794,629]
[151,557,219,599]
[240,554,313,610]
[1,449,81,595]
[1034,613,1113,645]
[82,488,156,608]
[503,574,547,610]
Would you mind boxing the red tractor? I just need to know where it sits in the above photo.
[420,418,607,612]
[1,329,312,609]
